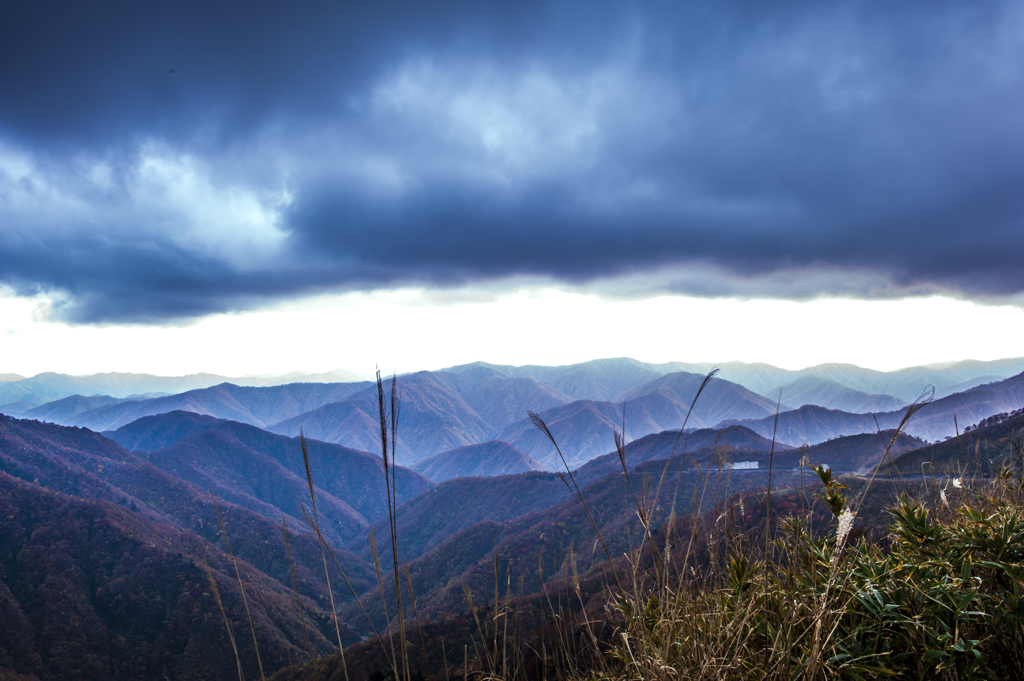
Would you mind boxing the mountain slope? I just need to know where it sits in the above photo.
[574,424,784,485]
[20,394,125,422]
[352,462,808,630]
[720,370,1024,445]
[774,375,906,413]
[0,470,347,681]
[356,471,574,563]
[796,430,927,473]
[720,405,904,446]
[621,372,783,429]
[437,364,571,429]
[878,408,1024,477]
[900,371,1024,441]
[444,358,665,402]
[270,372,495,464]
[498,399,629,467]
[412,440,545,482]
[101,410,229,450]
[0,414,380,612]
[106,410,433,527]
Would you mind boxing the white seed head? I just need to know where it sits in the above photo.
[836,509,856,550]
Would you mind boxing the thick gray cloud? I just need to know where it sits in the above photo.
[2,0,1023,322]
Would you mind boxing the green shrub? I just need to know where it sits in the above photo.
[600,469,1024,680]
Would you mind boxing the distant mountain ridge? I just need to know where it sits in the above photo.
[0,368,368,405]
[772,375,905,413]
[696,358,1024,403]
[67,381,372,431]
[721,370,1024,445]
[5,357,1024,472]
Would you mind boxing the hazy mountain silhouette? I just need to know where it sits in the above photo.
[19,393,125,422]
[0,371,241,404]
[0,369,371,406]
[498,399,632,467]
[270,372,495,464]
[933,375,1004,398]
[412,440,545,482]
[658,358,1024,403]
[721,370,1024,445]
[434,364,572,428]
[621,372,782,427]
[0,400,39,416]
[444,357,665,401]
[66,381,371,431]
[496,373,782,468]
[773,375,905,413]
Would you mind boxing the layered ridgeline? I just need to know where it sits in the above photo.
[6,356,1024,466]
[723,369,1024,445]
[0,368,368,408]
[4,358,1024,469]
[0,387,1017,680]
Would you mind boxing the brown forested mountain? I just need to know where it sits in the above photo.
[106,410,432,529]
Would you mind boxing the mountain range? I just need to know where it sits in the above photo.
[0,368,369,407]
[5,358,1024,471]
[726,370,1024,446]
[2,361,1020,680]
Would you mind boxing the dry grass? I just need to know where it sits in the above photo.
[235,372,1024,681]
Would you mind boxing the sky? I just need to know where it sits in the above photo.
[2,1,1023,377]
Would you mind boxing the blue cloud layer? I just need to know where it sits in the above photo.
[2,0,1023,322]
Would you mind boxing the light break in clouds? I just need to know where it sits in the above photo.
[2,288,1023,378]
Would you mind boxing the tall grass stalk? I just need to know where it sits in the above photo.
[299,433,349,681]
[211,489,266,681]
[240,370,1024,681]
[376,368,410,681]
[204,556,245,681]
[282,518,317,676]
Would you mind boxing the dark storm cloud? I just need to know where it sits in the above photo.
[1,0,1023,322]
